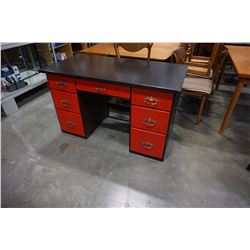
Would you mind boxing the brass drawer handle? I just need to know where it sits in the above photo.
[95,87,107,92]
[61,99,71,107]
[144,96,159,106]
[141,141,154,150]
[143,118,157,127]
[57,81,67,88]
[66,121,76,128]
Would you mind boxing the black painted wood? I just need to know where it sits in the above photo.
[40,54,187,92]
[78,91,109,138]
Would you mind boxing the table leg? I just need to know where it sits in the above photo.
[219,80,244,134]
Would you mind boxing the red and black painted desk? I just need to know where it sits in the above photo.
[40,54,187,161]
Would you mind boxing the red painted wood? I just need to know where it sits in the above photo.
[76,79,130,99]
[51,90,80,113]
[47,74,76,93]
[56,109,85,136]
[132,87,173,111]
[130,127,166,159]
[131,105,170,134]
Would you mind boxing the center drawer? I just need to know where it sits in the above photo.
[51,89,80,113]
[131,105,170,134]
[76,79,130,99]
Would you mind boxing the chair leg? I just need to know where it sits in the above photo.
[196,94,206,125]
[204,95,209,111]
[215,77,221,90]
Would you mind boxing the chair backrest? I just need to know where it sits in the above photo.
[187,43,196,61]
[212,46,228,84]
[206,43,220,75]
[179,43,191,61]
[170,47,186,64]
[185,43,220,77]
[212,44,227,71]
[113,43,153,61]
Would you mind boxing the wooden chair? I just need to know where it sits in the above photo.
[171,45,228,124]
[113,43,153,61]
[185,43,220,78]
[185,43,210,65]
[170,47,186,64]
[113,43,154,108]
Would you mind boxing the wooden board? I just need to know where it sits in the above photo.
[226,45,250,79]
[80,43,180,61]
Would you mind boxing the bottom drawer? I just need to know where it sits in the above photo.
[130,127,166,160]
[56,109,85,136]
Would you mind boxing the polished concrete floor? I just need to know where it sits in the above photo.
[1,83,250,207]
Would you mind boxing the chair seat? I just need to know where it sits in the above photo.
[183,77,213,94]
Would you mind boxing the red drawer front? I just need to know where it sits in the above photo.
[130,127,166,159]
[132,88,173,111]
[56,109,85,136]
[131,105,170,134]
[47,74,76,93]
[51,90,80,113]
[76,79,130,99]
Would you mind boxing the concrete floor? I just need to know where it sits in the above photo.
[1,83,250,207]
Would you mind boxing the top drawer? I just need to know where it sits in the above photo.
[76,79,130,99]
[47,74,76,93]
[132,87,173,111]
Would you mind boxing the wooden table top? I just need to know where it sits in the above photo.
[226,45,250,79]
[81,43,180,61]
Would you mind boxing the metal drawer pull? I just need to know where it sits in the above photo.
[141,141,154,150]
[95,87,107,92]
[144,96,159,105]
[61,99,71,107]
[143,118,157,127]
[57,81,67,88]
[66,121,76,128]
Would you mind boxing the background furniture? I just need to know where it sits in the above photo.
[113,43,153,61]
[1,43,75,116]
[81,43,180,61]
[171,45,228,124]
[40,54,187,161]
[71,43,89,54]
[186,43,214,63]
[170,47,186,64]
[186,43,220,77]
[35,43,73,65]
[219,45,250,134]
[1,43,47,115]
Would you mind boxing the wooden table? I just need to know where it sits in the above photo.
[80,43,180,61]
[219,45,250,134]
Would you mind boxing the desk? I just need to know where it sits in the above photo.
[81,43,180,61]
[219,46,250,134]
[40,54,187,161]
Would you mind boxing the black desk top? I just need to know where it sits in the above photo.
[40,54,187,92]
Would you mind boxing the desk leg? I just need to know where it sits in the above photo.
[219,80,244,134]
